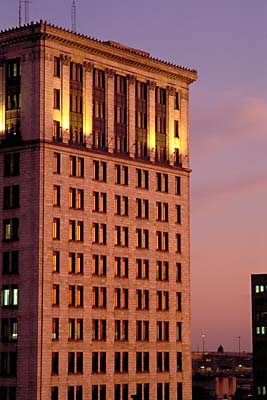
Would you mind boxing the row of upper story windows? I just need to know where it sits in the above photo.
[51,284,182,312]
[52,220,182,253]
[50,382,183,400]
[50,318,182,343]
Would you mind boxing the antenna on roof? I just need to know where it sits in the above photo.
[71,1,77,32]
[19,0,31,25]
[19,0,22,25]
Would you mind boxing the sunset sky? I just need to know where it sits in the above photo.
[1,0,266,352]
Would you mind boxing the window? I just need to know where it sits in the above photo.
[176,233,182,253]
[92,319,106,341]
[53,120,61,141]
[68,286,83,307]
[54,57,60,77]
[176,205,181,224]
[52,285,59,306]
[53,185,60,207]
[114,226,128,247]
[176,322,182,341]
[114,384,128,400]
[0,318,18,342]
[156,231,169,251]
[136,290,149,310]
[70,156,84,178]
[114,288,128,309]
[175,92,180,109]
[68,253,84,274]
[52,218,60,240]
[175,176,181,195]
[52,352,59,375]
[1,285,18,308]
[156,173,168,192]
[136,384,149,400]
[114,352,128,373]
[3,218,19,241]
[52,318,59,340]
[115,320,128,341]
[136,320,149,341]
[174,120,179,138]
[136,168,149,189]
[92,287,107,309]
[52,251,60,273]
[136,259,149,279]
[92,385,106,400]
[92,255,107,276]
[136,198,149,219]
[157,383,170,400]
[177,352,182,371]
[156,261,169,281]
[176,292,182,311]
[2,251,19,275]
[114,257,128,278]
[93,160,107,182]
[51,387,58,400]
[177,382,183,400]
[53,89,60,109]
[68,319,83,340]
[157,321,169,341]
[3,185,19,209]
[176,263,182,282]
[114,195,128,216]
[69,188,84,210]
[93,192,107,213]
[156,202,168,222]
[53,153,61,174]
[92,352,106,373]
[92,223,106,245]
[68,352,83,374]
[68,386,83,400]
[114,164,128,185]
[68,220,84,242]
[157,352,169,372]
[136,228,149,249]
[4,153,20,177]
[156,291,169,311]
[0,352,17,377]
[136,352,149,373]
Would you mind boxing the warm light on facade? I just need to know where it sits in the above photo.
[0,104,5,134]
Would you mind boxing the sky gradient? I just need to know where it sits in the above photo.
[1,0,266,352]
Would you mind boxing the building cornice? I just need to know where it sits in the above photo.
[0,21,197,84]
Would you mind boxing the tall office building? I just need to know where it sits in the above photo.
[0,21,197,400]
[251,274,267,399]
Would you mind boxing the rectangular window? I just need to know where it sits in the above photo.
[136,320,149,341]
[4,153,20,177]
[136,384,149,400]
[92,319,106,341]
[176,234,182,253]
[92,352,106,373]
[1,285,18,308]
[114,352,128,373]
[70,156,84,178]
[51,387,58,400]
[136,290,149,310]
[92,385,106,400]
[156,231,169,252]
[176,322,182,341]
[156,291,169,311]
[52,251,60,273]
[114,195,128,216]
[177,352,182,371]
[156,173,168,192]
[156,202,168,222]
[53,89,60,109]
[0,352,17,377]
[114,164,128,185]
[68,286,83,307]
[177,263,182,282]
[136,352,149,373]
[136,168,149,189]
[175,92,180,109]
[3,185,19,209]
[0,318,18,342]
[114,288,128,309]
[92,254,107,276]
[156,321,169,341]
[114,226,128,247]
[176,292,182,312]
[174,120,179,138]
[68,253,84,274]
[156,261,169,281]
[136,259,149,279]
[135,228,149,249]
[53,152,61,174]
[176,205,181,224]
[52,318,59,340]
[52,218,60,240]
[68,220,84,242]
[93,160,107,182]
[114,257,128,278]
[53,185,60,207]
[114,384,128,400]
[52,352,59,375]
[54,57,61,77]
[93,192,107,213]
[136,198,149,219]
[92,223,106,245]
[157,383,170,400]
[69,188,84,210]
[177,382,183,400]
[157,352,169,372]
[175,176,181,195]
[2,251,19,275]
[3,218,19,241]
[115,320,128,341]
[52,285,59,306]
[92,287,107,309]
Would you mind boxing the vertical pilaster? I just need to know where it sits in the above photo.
[167,85,176,166]
[0,57,5,135]
[147,80,156,161]
[83,62,93,148]
[106,68,115,152]
[127,74,136,158]
[60,55,71,144]
[180,90,189,168]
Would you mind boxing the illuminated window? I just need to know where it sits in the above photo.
[92,254,107,276]
[92,223,106,245]
[52,218,60,240]
[114,288,128,309]
[136,290,149,310]
[53,89,60,109]
[156,261,169,281]
[1,285,18,308]
[136,228,149,249]
[136,259,149,279]
[92,287,106,309]
[114,195,128,216]
[68,253,83,274]
[136,198,149,219]
[93,192,107,213]
[52,251,60,273]
[52,285,59,306]
[53,185,60,207]
[114,226,128,247]
[114,257,128,278]
[68,286,83,307]
[52,318,59,340]
[156,291,169,311]
[3,218,19,241]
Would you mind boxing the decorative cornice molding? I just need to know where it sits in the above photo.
[83,61,93,72]
[166,85,176,96]
[127,74,136,85]
[105,68,116,78]
[60,54,71,66]
[147,80,156,90]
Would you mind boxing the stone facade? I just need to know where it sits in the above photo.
[0,21,197,400]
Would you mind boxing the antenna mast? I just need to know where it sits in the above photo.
[19,0,22,25]
[19,0,30,25]
[71,1,77,32]
[24,0,30,24]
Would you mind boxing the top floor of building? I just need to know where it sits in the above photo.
[0,21,197,168]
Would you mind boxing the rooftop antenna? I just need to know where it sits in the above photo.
[71,1,77,32]
[19,0,22,25]
[24,0,30,24]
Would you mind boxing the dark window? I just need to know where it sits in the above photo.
[176,234,182,253]
[175,176,181,195]
[2,251,19,275]
[175,92,179,110]
[176,322,182,341]
[114,257,128,278]
[52,352,59,375]
[177,352,182,371]
[177,292,182,312]
[136,259,149,280]
[156,173,168,192]
[54,57,61,77]
[177,263,182,282]
[114,164,128,185]
[53,89,60,109]
[174,120,179,138]
[4,153,20,177]
[53,153,61,174]
[51,387,58,400]
[115,320,128,341]
[92,319,106,341]
[136,168,149,189]
[177,383,182,400]
[52,318,59,340]
[93,160,107,182]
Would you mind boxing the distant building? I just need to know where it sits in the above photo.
[251,274,267,399]
[192,351,253,400]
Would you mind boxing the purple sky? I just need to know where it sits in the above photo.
[1,0,267,352]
